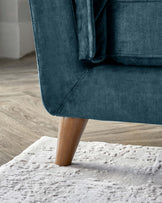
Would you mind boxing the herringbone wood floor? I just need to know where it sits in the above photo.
[0,52,162,166]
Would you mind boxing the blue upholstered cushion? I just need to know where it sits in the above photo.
[107,0,162,66]
[74,0,162,66]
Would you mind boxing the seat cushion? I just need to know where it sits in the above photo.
[107,0,162,66]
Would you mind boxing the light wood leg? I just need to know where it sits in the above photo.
[55,117,88,166]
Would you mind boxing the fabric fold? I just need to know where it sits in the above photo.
[74,0,109,63]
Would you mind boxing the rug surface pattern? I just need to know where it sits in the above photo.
[0,136,162,203]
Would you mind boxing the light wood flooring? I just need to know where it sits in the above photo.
[0,52,162,166]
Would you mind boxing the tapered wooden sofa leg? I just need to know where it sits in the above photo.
[55,117,88,166]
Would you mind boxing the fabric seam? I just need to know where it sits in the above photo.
[56,70,89,114]
[111,0,162,3]
[79,52,162,58]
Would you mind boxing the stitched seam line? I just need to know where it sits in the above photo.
[79,52,162,58]
[55,0,89,114]
[110,1,162,3]
[56,70,89,114]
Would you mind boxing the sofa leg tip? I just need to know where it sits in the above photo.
[54,160,72,167]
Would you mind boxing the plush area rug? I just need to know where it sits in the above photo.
[0,136,162,203]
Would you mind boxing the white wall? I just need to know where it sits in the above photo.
[0,0,35,59]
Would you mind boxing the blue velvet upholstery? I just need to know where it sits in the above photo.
[107,0,162,66]
[28,0,162,125]
[74,0,162,66]
[74,0,108,63]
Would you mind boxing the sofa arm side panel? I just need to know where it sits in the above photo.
[58,63,162,125]
[28,0,90,115]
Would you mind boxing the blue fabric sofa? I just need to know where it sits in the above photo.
[28,0,162,125]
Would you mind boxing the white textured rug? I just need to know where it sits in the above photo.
[0,136,162,203]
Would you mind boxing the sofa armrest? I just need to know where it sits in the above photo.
[28,0,90,115]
